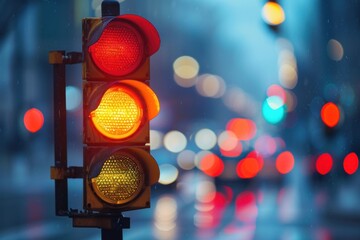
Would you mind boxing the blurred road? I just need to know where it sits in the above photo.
[2,172,360,240]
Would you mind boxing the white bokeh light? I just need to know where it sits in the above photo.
[150,130,164,150]
[195,128,217,150]
[164,130,187,153]
[177,150,196,170]
[66,86,82,111]
[159,164,179,185]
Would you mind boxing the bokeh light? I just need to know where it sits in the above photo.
[267,84,286,103]
[327,39,344,61]
[316,153,333,175]
[198,153,224,177]
[276,151,295,174]
[262,2,285,26]
[278,40,298,90]
[150,130,164,150]
[220,141,243,158]
[164,130,187,153]
[222,87,257,117]
[173,56,199,87]
[247,151,264,172]
[218,130,238,152]
[65,86,82,111]
[23,108,44,133]
[236,157,261,179]
[279,64,298,89]
[196,180,216,203]
[285,90,298,112]
[278,48,296,66]
[320,102,340,128]
[262,96,286,124]
[196,74,226,98]
[195,128,217,150]
[254,134,277,157]
[235,191,258,222]
[226,118,257,141]
[154,196,177,236]
[343,152,359,175]
[177,150,196,170]
[194,180,227,229]
[158,164,179,185]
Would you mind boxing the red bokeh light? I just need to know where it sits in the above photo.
[236,157,261,179]
[267,84,286,103]
[220,141,243,157]
[23,108,44,133]
[316,153,333,175]
[343,152,359,175]
[199,153,224,177]
[226,118,257,141]
[247,151,264,171]
[320,102,340,128]
[276,151,295,174]
[235,191,258,222]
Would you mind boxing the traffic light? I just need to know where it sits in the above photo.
[82,13,160,212]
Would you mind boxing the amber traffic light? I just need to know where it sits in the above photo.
[82,13,160,212]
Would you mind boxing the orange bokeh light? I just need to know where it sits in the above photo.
[226,118,257,141]
[23,108,44,133]
[343,152,359,175]
[316,153,333,175]
[262,2,286,26]
[199,153,224,177]
[321,102,340,128]
[276,151,295,174]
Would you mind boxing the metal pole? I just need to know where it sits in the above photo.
[52,51,68,215]
[101,228,123,240]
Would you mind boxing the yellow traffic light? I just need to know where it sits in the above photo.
[90,85,144,140]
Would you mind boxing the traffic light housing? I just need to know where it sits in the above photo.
[82,14,160,212]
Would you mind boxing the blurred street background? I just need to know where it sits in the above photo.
[1,0,360,239]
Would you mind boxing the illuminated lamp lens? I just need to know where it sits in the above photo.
[91,152,144,205]
[90,85,143,139]
[88,20,145,76]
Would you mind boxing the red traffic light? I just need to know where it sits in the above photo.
[86,14,160,78]
[89,20,145,76]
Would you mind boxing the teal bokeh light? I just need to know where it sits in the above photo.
[262,96,286,124]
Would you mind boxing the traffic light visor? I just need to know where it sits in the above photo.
[117,14,160,55]
[90,85,143,140]
[91,151,144,205]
